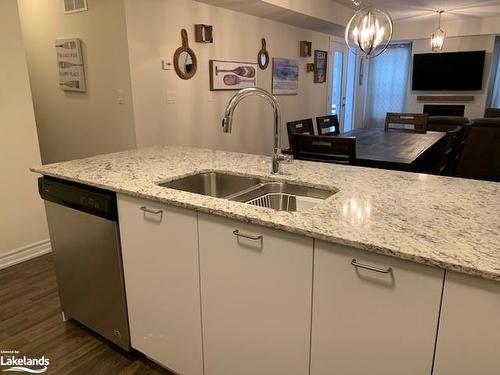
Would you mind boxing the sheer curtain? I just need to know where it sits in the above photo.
[489,37,500,108]
[364,43,412,128]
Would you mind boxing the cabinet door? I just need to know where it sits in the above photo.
[311,241,444,375]
[117,194,203,375]
[433,271,500,375]
[198,213,313,375]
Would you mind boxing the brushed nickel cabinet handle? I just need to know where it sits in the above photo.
[351,259,392,274]
[233,229,263,241]
[140,206,163,217]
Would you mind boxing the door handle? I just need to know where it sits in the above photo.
[351,259,392,274]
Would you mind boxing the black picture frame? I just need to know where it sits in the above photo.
[314,50,328,83]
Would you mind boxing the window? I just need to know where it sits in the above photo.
[364,43,412,128]
[488,37,500,109]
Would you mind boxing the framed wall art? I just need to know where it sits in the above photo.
[209,60,258,91]
[272,58,299,96]
[300,41,312,57]
[55,38,86,92]
[314,50,328,83]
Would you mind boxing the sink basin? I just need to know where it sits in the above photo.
[159,171,260,198]
[231,182,337,212]
[160,171,337,212]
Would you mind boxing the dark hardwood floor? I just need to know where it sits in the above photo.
[0,254,173,375]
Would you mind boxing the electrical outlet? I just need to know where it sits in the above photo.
[116,89,124,105]
[166,90,176,104]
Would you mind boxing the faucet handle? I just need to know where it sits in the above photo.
[277,153,293,163]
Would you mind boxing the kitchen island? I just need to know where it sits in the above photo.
[33,146,500,375]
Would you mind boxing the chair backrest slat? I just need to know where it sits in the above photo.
[316,115,340,136]
[427,116,469,132]
[484,108,500,118]
[286,119,314,148]
[291,134,356,165]
[385,113,428,133]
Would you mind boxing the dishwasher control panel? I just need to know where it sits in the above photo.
[38,177,117,220]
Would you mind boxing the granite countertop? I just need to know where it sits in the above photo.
[32,146,500,281]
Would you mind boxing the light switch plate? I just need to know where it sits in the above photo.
[162,58,173,70]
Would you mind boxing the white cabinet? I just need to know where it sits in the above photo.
[311,241,444,375]
[198,213,313,375]
[117,194,203,375]
[433,271,500,375]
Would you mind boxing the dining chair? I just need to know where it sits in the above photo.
[290,134,356,165]
[316,115,340,136]
[432,126,462,175]
[286,119,314,149]
[484,108,500,118]
[427,116,469,132]
[449,125,469,174]
[385,113,429,133]
[456,118,500,181]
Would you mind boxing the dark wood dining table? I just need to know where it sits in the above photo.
[343,127,447,171]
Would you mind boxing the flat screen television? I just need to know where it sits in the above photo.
[412,51,485,91]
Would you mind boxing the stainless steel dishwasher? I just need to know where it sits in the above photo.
[38,176,130,351]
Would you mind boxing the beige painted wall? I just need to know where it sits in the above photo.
[18,0,137,164]
[0,0,48,256]
[125,0,331,153]
[406,35,496,119]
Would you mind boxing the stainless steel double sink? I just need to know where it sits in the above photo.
[159,171,337,212]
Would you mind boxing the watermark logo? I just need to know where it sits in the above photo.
[0,351,49,373]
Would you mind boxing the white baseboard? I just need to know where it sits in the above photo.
[0,239,52,270]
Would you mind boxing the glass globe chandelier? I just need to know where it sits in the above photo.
[345,6,394,59]
[431,10,446,51]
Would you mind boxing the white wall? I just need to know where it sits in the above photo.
[195,0,351,35]
[405,35,496,119]
[18,0,137,164]
[258,0,352,27]
[0,0,49,263]
[394,15,500,41]
[125,0,331,153]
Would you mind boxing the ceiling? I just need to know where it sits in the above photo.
[333,0,500,22]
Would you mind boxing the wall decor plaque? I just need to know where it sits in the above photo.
[314,50,328,83]
[272,58,299,95]
[209,60,258,90]
[300,41,312,57]
[194,24,213,43]
[55,38,86,92]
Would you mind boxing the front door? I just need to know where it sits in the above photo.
[328,40,356,133]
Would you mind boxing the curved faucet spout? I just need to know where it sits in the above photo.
[222,88,291,174]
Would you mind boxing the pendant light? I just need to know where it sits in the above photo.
[345,5,394,59]
[431,10,446,51]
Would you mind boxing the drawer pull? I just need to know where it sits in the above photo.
[351,259,392,274]
[233,229,263,241]
[140,206,163,217]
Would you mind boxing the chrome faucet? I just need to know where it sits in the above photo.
[222,87,293,174]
